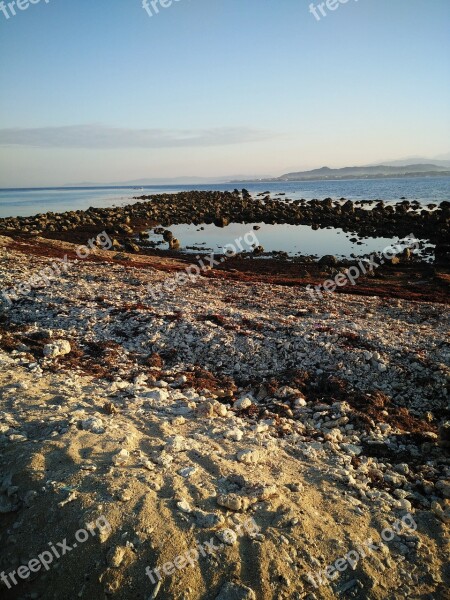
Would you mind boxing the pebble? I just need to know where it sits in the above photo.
[177,499,192,513]
[166,435,187,452]
[81,417,105,434]
[107,546,127,568]
[224,428,244,442]
[179,467,197,478]
[216,528,238,546]
[194,510,225,528]
[217,493,247,512]
[237,449,261,464]
[112,449,130,466]
[235,397,253,410]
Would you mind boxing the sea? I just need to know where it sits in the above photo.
[0,177,448,219]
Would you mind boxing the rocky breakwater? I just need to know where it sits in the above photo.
[0,192,449,263]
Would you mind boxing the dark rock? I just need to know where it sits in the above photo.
[169,238,181,250]
[318,255,338,267]
[214,217,230,228]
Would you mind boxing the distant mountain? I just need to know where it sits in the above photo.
[275,164,450,182]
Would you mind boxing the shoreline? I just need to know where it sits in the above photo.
[1,190,449,304]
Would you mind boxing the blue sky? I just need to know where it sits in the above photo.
[0,0,449,186]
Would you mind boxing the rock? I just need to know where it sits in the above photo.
[431,500,450,524]
[118,489,132,502]
[177,499,192,513]
[196,400,227,418]
[237,449,261,464]
[276,386,302,399]
[287,483,303,493]
[216,528,238,546]
[107,546,127,568]
[23,490,38,507]
[43,340,71,358]
[144,388,170,402]
[179,467,197,478]
[217,494,246,512]
[438,421,450,448]
[398,498,412,511]
[194,510,225,528]
[435,480,450,499]
[253,423,269,433]
[340,443,362,456]
[113,252,129,261]
[166,435,187,452]
[235,397,252,410]
[394,464,410,476]
[103,401,118,415]
[224,428,244,442]
[139,458,155,471]
[124,242,140,253]
[81,417,105,434]
[155,452,173,468]
[215,582,256,600]
[318,255,338,267]
[214,403,228,417]
[112,449,129,466]
[214,217,230,228]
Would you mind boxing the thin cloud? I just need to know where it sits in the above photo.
[0,124,276,149]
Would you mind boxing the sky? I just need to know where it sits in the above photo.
[0,0,449,187]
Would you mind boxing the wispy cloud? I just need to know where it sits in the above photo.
[0,124,275,149]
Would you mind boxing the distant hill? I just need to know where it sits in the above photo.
[275,164,450,181]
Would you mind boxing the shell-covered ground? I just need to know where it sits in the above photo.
[0,235,449,600]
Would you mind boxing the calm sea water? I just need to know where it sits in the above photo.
[0,177,448,219]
